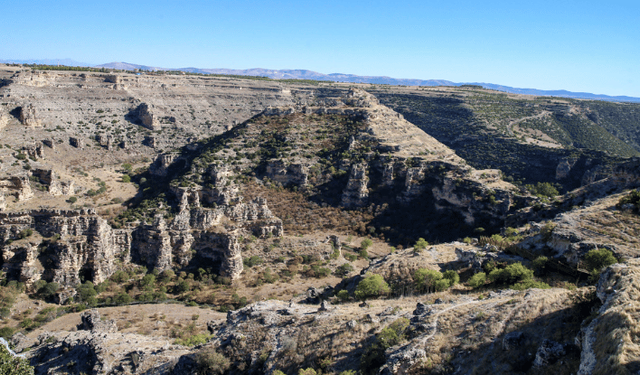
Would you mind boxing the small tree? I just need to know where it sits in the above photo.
[468,272,487,289]
[355,274,390,301]
[76,281,97,305]
[413,238,428,253]
[0,344,34,375]
[337,289,350,302]
[140,274,156,290]
[532,256,549,275]
[584,248,617,272]
[38,282,59,300]
[122,163,132,172]
[195,351,230,375]
[488,263,533,285]
[442,270,460,285]
[360,238,373,251]
[414,269,443,293]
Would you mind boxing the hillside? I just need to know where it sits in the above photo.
[1,65,640,374]
[372,87,640,191]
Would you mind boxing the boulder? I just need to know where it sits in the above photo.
[80,309,118,333]
[533,339,566,367]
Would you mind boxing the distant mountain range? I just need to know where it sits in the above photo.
[2,59,639,103]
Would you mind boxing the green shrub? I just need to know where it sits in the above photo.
[263,268,278,283]
[360,238,373,250]
[510,279,551,290]
[526,182,560,198]
[618,189,640,211]
[413,238,428,253]
[175,333,214,346]
[0,327,15,339]
[467,272,487,289]
[114,292,132,305]
[175,280,191,294]
[18,228,33,239]
[298,369,318,375]
[335,263,354,277]
[488,262,533,285]
[355,274,390,301]
[111,270,129,283]
[414,269,450,293]
[584,248,617,272]
[122,175,131,183]
[159,269,175,283]
[140,274,156,290]
[361,318,409,374]
[345,253,357,262]
[195,351,230,375]
[38,282,59,299]
[532,256,549,275]
[75,282,97,305]
[0,344,34,375]
[442,270,460,285]
[337,289,350,302]
[359,249,369,260]
[435,278,452,291]
[243,256,263,268]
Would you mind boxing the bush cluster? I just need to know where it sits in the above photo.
[467,262,550,290]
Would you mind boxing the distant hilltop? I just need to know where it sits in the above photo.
[2,58,639,103]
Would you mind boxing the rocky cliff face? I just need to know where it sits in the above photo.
[19,104,40,127]
[0,188,282,296]
[136,102,162,131]
[245,89,519,237]
[0,209,130,296]
[341,163,369,207]
[576,260,640,375]
[0,68,305,156]
[265,159,308,187]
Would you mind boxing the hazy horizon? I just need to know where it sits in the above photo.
[2,0,638,97]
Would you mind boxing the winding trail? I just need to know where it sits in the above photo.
[506,111,550,137]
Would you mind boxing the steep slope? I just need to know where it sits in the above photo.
[130,88,520,247]
[373,87,637,191]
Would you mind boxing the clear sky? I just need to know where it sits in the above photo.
[2,0,639,97]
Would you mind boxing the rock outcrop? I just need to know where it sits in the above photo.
[266,160,308,187]
[341,163,369,207]
[556,156,578,179]
[69,137,83,149]
[22,143,44,160]
[0,209,131,297]
[26,312,192,374]
[0,175,34,202]
[19,104,40,127]
[137,103,162,131]
[576,260,640,375]
[0,105,9,129]
[32,169,74,196]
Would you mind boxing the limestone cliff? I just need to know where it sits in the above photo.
[0,209,130,298]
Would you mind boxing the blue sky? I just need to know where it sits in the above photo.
[2,0,639,96]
